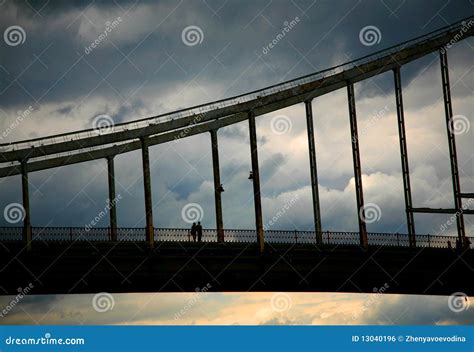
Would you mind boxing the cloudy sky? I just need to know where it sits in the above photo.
[1,292,473,325]
[0,0,472,325]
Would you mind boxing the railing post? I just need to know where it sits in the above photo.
[439,49,466,245]
[140,137,154,248]
[70,228,73,241]
[248,111,264,253]
[106,156,118,242]
[210,130,224,243]
[347,83,368,249]
[428,234,431,248]
[305,100,323,244]
[294,229,298,244]
[327,231,330,245]
[393,67,416,247]
[20,160,32,251]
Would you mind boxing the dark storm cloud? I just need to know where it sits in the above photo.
[1,0,472,110]
[260,152,287,183]
[54,104,75,116]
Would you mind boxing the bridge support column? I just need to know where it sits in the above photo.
[140,137,154,248]
[20,160,32,251]
[347,83,368,249]
[393,67,416,247]
[210,130,224,242]
[107,156,118,242]
[439,49,465,243]
[248,111,264,253]
[305,100,323,244]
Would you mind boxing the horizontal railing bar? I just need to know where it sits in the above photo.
[0,227,470,239]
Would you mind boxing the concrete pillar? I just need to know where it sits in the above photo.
[20,160,32,251]
[210,130,224,242]
[439,49,465,243]
[393,67,416,247]
[248,111,264,253]
[107,156,118,242]
[305,100,323,244]
[140,137,154,248]
[347,83,368,249]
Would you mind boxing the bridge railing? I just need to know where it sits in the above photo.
[1,17,471,153]
[0,227,471,249]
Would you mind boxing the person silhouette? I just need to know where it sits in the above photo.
[196,221,203,242]
[464,237,471,249]
[191,223,197,242]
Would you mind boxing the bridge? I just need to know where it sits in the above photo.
[0,18,473,296]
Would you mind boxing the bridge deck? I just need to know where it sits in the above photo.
[1,241,472,296]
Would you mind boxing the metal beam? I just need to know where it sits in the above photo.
[347,83,368,248]
[210,130,224,242]
[20,161,32,251]
[440,49,465,242]
[2,25,472,163]
[411,207,474,215]
[0,112,251,178]
[304,100,322,243]
[107,156,117,242]
[393,67,416,247]
[460,193,474,198]
[2,26,474,177]
[140,137,154,248]
[248,111,264,253]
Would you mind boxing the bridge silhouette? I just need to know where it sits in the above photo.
[0,18,473,296]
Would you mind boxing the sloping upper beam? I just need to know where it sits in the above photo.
[1,25,472,164]
[2,23,473,179]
